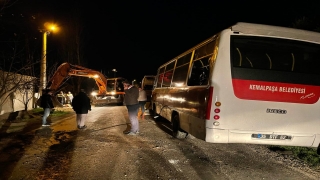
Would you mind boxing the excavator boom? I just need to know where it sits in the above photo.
[46,62,107,94]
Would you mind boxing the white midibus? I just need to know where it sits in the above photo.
[151,22,320,150]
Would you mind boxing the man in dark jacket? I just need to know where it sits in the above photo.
[123,80,140,135]
[40,89,54,127]
[72,89,91,129]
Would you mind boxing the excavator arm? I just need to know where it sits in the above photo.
[46,62,107,95]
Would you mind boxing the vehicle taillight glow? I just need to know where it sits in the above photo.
[213,101,221,124]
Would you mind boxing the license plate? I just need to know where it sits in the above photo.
[252,134,292,140]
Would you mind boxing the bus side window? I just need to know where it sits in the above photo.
[162,70,173,87]
[157,67,165,88]
[157,73,164,87]
[162,61,175,87]
[171,54,191,87]
[188,57,209,86]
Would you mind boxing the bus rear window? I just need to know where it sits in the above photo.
[231,36,320,75]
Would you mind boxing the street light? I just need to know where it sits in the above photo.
[39,23,57,95]
[112,69,117,78]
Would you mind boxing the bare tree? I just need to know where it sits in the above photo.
[0,32,38,114]
[14,76,37,111]
[0,1,41,116]
[0,0,18,12]
[0,65,37,115]
[0,70,21,112]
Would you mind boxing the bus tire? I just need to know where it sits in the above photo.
[152,104,161,121]
[150,103,156,116]
[172,114,187,139]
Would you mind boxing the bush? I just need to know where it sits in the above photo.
[269,145,320,167]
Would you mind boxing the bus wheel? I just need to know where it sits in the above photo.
[150,103,156,116]
[172,115,187,139]
[152,104,161,121]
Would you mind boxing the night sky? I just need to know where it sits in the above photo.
[84,0,320,83]
[3,0,320,83]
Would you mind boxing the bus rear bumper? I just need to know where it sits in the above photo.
[206,128,318,147]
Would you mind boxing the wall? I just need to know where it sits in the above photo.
[0,70,36,115]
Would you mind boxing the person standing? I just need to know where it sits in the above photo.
[66,91,74,104]
[135,83,147,120]
[72,89,91,129]
[123,80,140,135]
[40,89,54,127]
[33,91,40,108]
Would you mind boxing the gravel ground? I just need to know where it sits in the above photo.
[1,106,320,180]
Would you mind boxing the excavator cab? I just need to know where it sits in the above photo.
[90,77,126,106]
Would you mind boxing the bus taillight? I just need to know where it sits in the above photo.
[213,102,221,121]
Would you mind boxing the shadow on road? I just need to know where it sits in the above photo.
[88,123,129,133]
[0,110,77,179]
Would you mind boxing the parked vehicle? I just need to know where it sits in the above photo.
[152,22,320,153]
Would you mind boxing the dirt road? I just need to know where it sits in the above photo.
[1,106,320,180]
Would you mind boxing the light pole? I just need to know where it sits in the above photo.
[112,69,117,78]
[39,31,48,95]
[39,24,57,95]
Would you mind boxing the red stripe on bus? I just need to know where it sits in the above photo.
[206,86,214,120]
[232,79,320,104]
